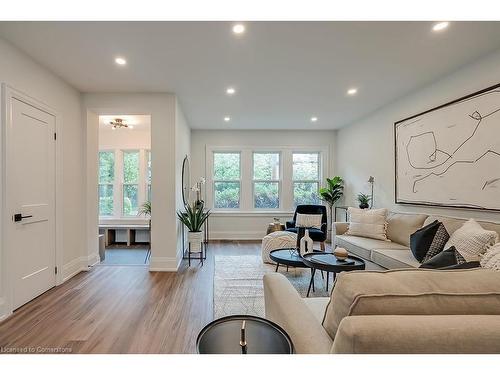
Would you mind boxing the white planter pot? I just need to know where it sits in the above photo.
[188,231,203,253]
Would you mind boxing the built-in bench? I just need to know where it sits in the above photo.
[99,224,150,247]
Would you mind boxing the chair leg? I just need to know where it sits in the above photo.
[320,242,325,251]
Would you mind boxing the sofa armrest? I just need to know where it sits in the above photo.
[332,315,500,354]
[263,273,333,354]
[333,222,349,236]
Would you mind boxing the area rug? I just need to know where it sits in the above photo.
[213,255,330,319]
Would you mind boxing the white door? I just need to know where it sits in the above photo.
[6,96,56,309]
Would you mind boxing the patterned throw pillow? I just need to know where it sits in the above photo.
[444,219,499,262]
[295,213,322,229]
[422,222,450,262]
[345,207,389,241]
[420,246,475,269]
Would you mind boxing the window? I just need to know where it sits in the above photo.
[213,152,240,209]
[253,153,280,209]
[146,150,152,201]
[293,152,320,206]
[122,150,139,216]
[99,151,115,216]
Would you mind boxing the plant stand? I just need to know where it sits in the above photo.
[181,219,209,266]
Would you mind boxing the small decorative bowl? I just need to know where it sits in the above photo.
[333,247,348,260]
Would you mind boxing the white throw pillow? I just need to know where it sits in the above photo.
[345,207,389,241]
[445,219,498,262]
[295,213,322,229]
[480,242,500,271]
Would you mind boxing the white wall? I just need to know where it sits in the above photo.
[175,99,191,257]
[83,93,180,271]
[336,48,500,223]
[191,130,336,239]
[99,128,151,150]
[0,37,86,319]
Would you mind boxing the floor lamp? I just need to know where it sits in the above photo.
[368,176,374,208]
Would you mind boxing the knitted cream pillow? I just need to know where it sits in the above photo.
[480,242,500,271]
[345,207,389,241]
[445,219,498,262]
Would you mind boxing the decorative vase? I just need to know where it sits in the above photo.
[359,202,369,209]
[188,231,203,253]
[300,229,314,256]
[334,247,348,260]
[296,227,306,251]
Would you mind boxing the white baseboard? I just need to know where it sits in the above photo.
[0,297,8,322]
[87,252,100,267]
[62,256,88,282]
[210,231,264,240]
[149,256,180,272]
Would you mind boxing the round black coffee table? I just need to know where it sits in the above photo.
[197,315,293,354]
[302,252,365,297]
[269,248,309,271]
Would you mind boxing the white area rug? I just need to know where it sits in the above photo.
[213,255,330,319]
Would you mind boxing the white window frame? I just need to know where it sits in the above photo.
[252,151,282,210]
[98,148,150,219]
[292,151,321,207]
[211,151,242,210]
[206,145,328,214]
[98,150,116,217]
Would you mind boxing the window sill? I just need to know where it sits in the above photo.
[210,210,294,218]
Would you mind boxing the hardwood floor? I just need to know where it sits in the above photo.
[0,241,261,354]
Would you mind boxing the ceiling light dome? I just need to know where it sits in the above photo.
[232,24,245,34]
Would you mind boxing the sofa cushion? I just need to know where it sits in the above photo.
[322,268,500,339]
[371,249,420,269]
[336,235,408,260]
[387,212,428,246]
[346,208,389,241]
[304,297,330,323]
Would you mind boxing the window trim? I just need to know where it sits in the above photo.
[206,145,328,213]
[212,151,242,210]
[98,150,116,217]
[292,151,321,207]
[98,148,151,219]
[252,151,282,210]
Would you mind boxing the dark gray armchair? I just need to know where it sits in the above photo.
[286,205,328,251]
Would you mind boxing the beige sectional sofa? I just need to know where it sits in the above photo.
[264,268,500,353]
[334,212,500,269]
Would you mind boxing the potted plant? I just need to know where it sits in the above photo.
[319,176,344,239]
[177,201,210,252]
[357,193,371,209]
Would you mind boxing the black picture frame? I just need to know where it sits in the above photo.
[394,82,500,212]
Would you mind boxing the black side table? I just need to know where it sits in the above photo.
[302,252,365,297]
[197,315,293,354]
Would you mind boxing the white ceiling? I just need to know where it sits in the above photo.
[99,115,151,131]
[1,21,500,130]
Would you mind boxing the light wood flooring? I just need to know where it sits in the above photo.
[0,241,264,354]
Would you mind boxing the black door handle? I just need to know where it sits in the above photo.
[14,213,33,222]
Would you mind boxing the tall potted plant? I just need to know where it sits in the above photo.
[177,201,210,252]
[319,176,344,239]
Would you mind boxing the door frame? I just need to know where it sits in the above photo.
[0,84,64,319]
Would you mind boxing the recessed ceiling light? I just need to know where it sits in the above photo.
[129,125,134,129]
[115,57,127,65]
[432,22,449,32]
[226,87,236,95]
[232,24,245,34]
[347,88,358,96]
[310,117,318,122]
[224,116,231,122]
